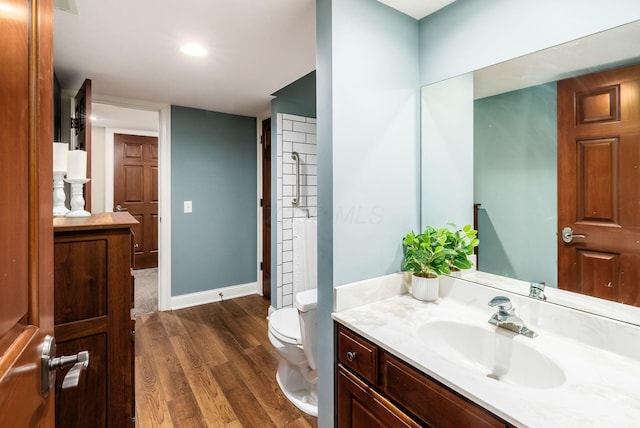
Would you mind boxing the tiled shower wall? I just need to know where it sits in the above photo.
[276,113,317,309]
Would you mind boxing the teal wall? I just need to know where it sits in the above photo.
[317,0,419,424]
[171,105,257,296]
[270,71,317,305]
[474,83,557,287]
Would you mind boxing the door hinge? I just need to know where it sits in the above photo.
[260,262,263,271]
[260,198,263,207]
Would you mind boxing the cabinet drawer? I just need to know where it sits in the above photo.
[337,325,378,385]
[381,352,508,428]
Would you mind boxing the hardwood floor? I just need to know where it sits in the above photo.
[135,294,318,428]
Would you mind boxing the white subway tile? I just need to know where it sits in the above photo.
[306,117,317,124]
[306,186,317,196]
[293,142,316,155]
[283,228,292,241]
[277,287,283,309]
[283,251,293,263]
[307,196,318,207]
[306,133,317,145]
[303,165,317,176]
[283,175,297,186]
[293,121,317,134]
[283,130,306,143]
[283,262,293,273]
[283,294,293,308]
[282,163,293,175]
[283,239,293,252]
[283,141,293,153]
[283,207,293,219]
[277,135,283,156]
[283,274,293,287]
[283,284,293,296]
[306,176,318,186]
[306,154,317,165]
[282,120,293,131]
[283,218,292,230]
[277,113,283,133]
[283,113,306,122]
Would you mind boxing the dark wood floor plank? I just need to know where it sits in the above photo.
[135,354,173,428]
[149,312,192,401]
[166,392,208,428]
[178,306,230,368]
[211,361,277,428]
[208,301,261,350]
[168,328,239,426]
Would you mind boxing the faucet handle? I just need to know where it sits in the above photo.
[488,296,513,315]
[529,281,547,300]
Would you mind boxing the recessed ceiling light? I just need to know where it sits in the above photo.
[180,43,207,57]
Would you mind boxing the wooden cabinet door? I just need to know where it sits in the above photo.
[337,366,420,428]
[0,0,55,426]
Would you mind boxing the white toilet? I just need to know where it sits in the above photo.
[268,218,318,416]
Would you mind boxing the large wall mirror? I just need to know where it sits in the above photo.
[421,20,640,326]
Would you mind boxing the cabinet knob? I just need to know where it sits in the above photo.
[346,351,357,362]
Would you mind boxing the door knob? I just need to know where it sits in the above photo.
[561,227,586,244]
[115,204,127,212]
[41,335,90,397]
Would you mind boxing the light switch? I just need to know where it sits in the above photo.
[184,200,192,213]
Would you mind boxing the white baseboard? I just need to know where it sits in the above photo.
[170,282,258,310]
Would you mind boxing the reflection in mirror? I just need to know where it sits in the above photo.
[421,20,640,326]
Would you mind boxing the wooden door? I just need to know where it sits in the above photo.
[0,0,55,426]
[558,64,640,306]
[262,118,272,297]
[114,133,159,269]
[73,79,92,211]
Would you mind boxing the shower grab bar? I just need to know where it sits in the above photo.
[291,151,300,206]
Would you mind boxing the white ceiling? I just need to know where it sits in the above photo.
[54,0,317,118]
[54,1,452,120]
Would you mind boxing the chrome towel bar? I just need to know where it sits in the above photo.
[291,151,300,206]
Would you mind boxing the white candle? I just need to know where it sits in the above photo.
[67,150,87,179]
[53,142,68,172]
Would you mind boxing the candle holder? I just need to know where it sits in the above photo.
[53,171,70,217]
[64,178,91,217]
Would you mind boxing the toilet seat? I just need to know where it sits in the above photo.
[269,308,301,345]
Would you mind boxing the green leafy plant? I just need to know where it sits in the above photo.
[445,224,479,271]
[402,226,451,278]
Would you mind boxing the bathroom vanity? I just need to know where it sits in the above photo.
[333,274,640,427]
[53,212,138,427]
[337,324,511,427]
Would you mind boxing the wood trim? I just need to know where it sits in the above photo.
[54,316,108,342]
[0,326,37,383]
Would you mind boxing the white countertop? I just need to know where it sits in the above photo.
[332,275,640,428]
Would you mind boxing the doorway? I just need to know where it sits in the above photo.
[90,101,167,314]
[262,118,272,298]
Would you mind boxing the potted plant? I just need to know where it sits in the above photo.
[444,224,479,276]
[402,226,450,301]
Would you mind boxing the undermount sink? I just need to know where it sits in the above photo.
[417,319,566,389]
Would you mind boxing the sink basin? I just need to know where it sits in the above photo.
[417,320,565,389]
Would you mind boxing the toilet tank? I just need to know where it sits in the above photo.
[296,289,318,370]
[292,218,317,295]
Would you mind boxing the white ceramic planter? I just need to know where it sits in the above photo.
[412,274,439,301]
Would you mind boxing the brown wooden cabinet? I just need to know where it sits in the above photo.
[54,213,138,428]
[336,324,512,428]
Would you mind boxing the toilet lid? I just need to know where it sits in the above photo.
[269,308,301,344]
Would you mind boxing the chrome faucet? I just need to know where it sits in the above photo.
[488,296,537,338]
[529,281,546,301]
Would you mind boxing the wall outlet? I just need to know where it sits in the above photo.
[184,201,192,213]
